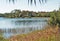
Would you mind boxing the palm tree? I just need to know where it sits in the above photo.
[8,0,47,5]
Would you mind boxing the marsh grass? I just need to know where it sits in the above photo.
[9,26,60,41]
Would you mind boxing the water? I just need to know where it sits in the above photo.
[0,17,49,38]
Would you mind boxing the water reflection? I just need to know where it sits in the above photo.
[0,18,48,38]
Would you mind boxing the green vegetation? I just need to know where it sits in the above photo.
[0,8,60,41]
[0,0,60,41]
[7,9,60,41]
[0,9,51,18]
[0,34,8,41]
[49,9,60,27]
[0,8,59,19]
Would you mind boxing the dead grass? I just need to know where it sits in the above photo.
[9,26,60,41]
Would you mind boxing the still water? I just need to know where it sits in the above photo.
[0,17,49,38]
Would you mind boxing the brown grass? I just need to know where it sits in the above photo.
[9,26,60,41]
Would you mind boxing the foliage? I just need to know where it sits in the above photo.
[0,9,51,18]
[49,10,60,27]
[8,0,47,5]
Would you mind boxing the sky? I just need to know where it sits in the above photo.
[0,0,60,13]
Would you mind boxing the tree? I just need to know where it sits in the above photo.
[49,9,60,27]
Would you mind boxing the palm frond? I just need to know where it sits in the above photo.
[9,0,11,2]
[9,0,15,3]
[9,0,11,3]
[45,0,47,3]
[42,0,44,3]
[12,0,15,3]
[34,0,36,5]
[8,0,47,5]
[28,0,29,4]
[31,0,33,5]
[39,0,41,3]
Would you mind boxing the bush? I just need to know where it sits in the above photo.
[49,10,60,27]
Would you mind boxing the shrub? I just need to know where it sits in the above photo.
[49,10,60,27]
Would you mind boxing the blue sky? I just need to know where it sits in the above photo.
[0,0,60,13]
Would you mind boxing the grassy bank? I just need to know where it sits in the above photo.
[9,26,60,41]
[0,35,8,41]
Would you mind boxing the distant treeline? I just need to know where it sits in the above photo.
[0,9,60,18]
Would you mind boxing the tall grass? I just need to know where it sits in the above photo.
[9,26,60,41]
